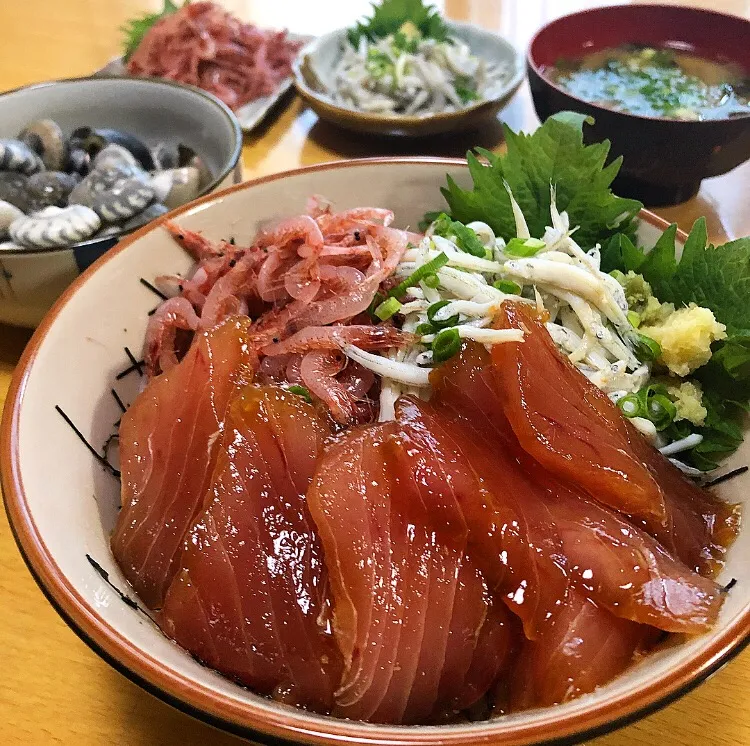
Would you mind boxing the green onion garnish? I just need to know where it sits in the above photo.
[617,393,645,419]
[646,393,677,431]
[388,252,449,300]
[374,297,402,321]
[627,310,641,328]
[288,385,312,403]
[427,300,459,330]
[432,328,461,363]
[493,279,522,294]
[416,322,434,336]
[432,213,485,257]
[423,273,440,288]
[633,332,662,362]
[504,237,546,257]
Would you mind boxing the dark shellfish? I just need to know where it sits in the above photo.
[0,172,31,212]
[69,127,154,171]
[0,139,44,175]
[26,171,81,212]
[92,179,154,223]
[18,119,68,171]
[9,204,101,249]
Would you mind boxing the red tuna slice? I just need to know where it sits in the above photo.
[492,301,666,524]
[160,385,341,712]
[509,588,659,710]
[625,423,740,578]
[307,423,513,724]
[425,345,724,634]
[113,317,256,608]
[394,395,569,641]
[545,485,723,633]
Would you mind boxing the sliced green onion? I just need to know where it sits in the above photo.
[388,252,449,300]
[416,322,434,336]
[609,269,626,284]
[617,393,645,419]
[431,213,485,257]
[432,328,461,363]
[493,279,522,294]
[646,394,677,431]
[288,385,312,403]
[633,332,662,362]
[504,237,546,257]
[423,273,440,288]
[627,310,641,328]
[374,297,402,321]
[427,300,459,330]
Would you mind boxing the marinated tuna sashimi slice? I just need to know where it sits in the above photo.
[160,386,341,711]
[394,396,569,641]
[424,345,725,634]
[492,301,666,524]
[625,425,740,578]
[546,485,723,633]
[113,317,256,608]
[509,589,658,710]
[307,423,513,724]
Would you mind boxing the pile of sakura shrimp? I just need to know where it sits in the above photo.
[145,198,420,425]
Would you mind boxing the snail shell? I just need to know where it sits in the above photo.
[121,202,168,232]
[68,164,149,208]
[18,119,68,171]
[150,166,201,210]
[26,171,81,212]
[90,178,154,223]
[0,199,24,239]
[0,139,44,175]
[10,205,101,249]
[0,172,31,212]
[92,144,140,172]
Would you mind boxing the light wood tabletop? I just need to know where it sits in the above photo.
[1,1,750,744]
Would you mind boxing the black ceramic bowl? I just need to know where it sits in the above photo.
[528,4,750,206]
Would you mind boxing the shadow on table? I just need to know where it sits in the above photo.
[302,116,507,161]
[0,323,33,367]
[107,665,248,745]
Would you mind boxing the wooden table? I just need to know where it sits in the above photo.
[1,1,749,744]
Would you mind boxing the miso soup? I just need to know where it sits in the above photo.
[549,45,750,120]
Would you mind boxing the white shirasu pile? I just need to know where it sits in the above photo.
[342,185,703,467]
[330,33,510,115]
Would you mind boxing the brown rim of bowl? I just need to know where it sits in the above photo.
[292,22,526,128]
[527,3,750,127]
[0,75,243,257]
[1,156,746,746]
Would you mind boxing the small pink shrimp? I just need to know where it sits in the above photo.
[260,325,414,357]
[164,220,230,261]
[200,252,260,330]
[284,255,322,303]
[300,350,354,424]
[143,297,200,377]
[253,214,324,251]
[306,194,333,218]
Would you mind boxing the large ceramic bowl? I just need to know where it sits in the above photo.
[2,159,749,746]
[0,76,243,328]
[528,4,750,207]
[293,22,525,136]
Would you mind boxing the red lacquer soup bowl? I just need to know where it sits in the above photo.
[528,4,750,206]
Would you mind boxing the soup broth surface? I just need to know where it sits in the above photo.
[549,45,750,120]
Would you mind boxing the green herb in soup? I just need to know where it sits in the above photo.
[550,45,750,120]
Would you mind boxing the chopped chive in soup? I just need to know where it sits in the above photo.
[549,45,750,120]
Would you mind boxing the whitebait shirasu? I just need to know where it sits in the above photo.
[338,183,696,455]
[330,29,511,116]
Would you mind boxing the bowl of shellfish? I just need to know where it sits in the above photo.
[0,76,242,327]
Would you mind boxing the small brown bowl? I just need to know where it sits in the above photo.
[527,4,750,206]
[293,23,525,137]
